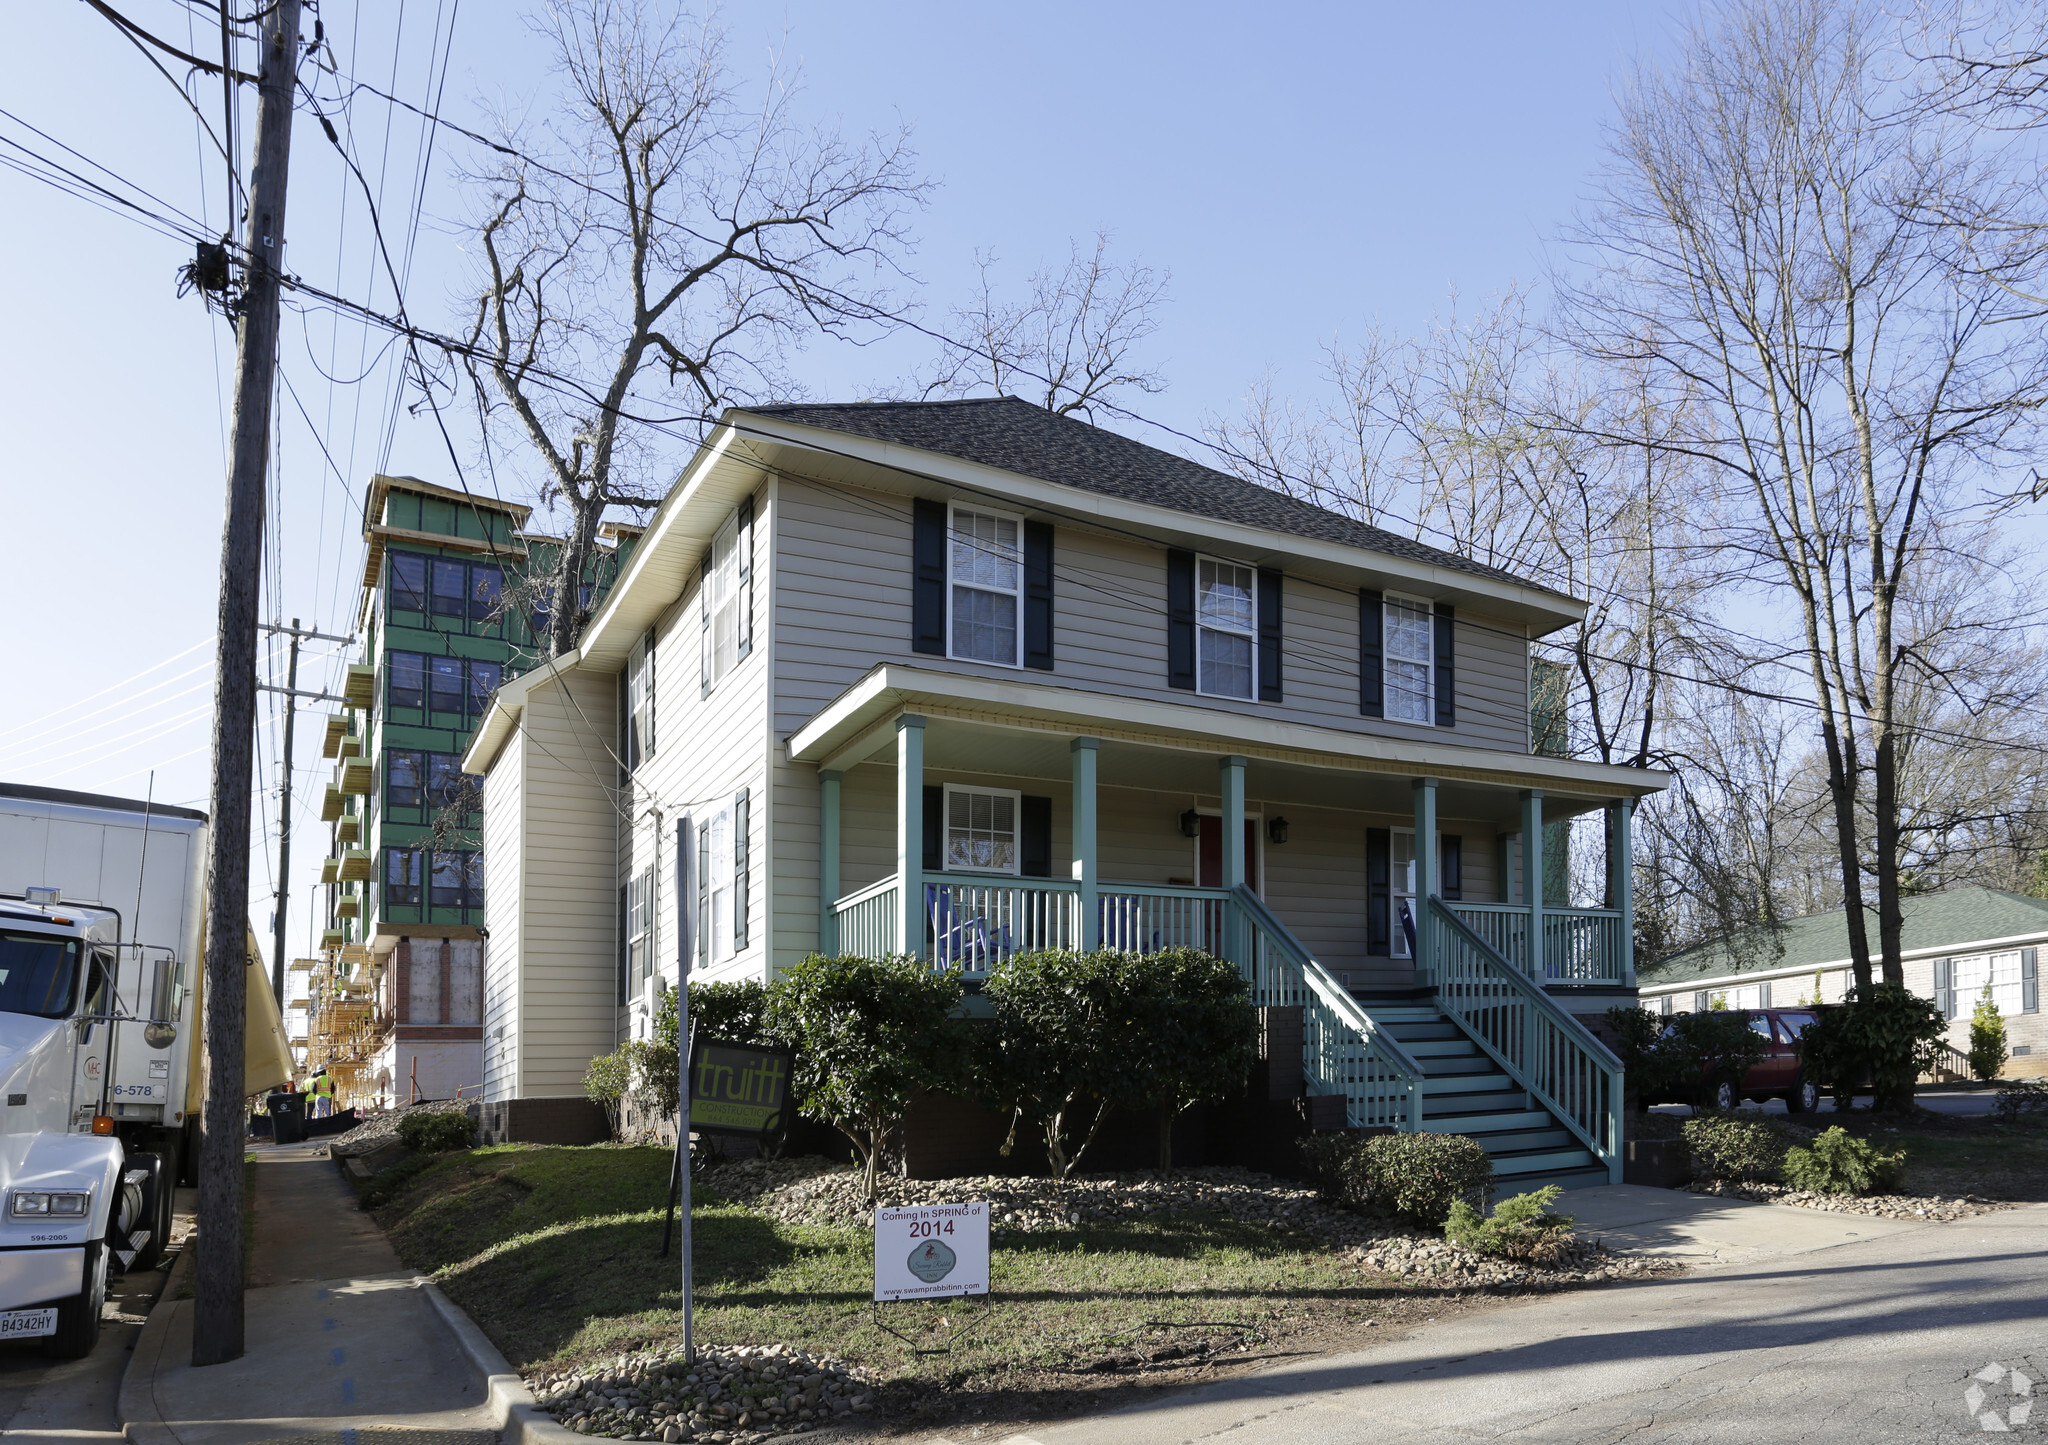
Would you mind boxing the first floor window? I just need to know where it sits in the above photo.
[704,808,733,962]
[1384,595,1434,722]
[1390,828,1416,958]
[1196,557,1256,699]
[949,507,1022,665]
[944,785,1019,873]
[1952,952,2025,1018]
[627,868,653,993]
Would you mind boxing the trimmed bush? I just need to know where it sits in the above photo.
[1797,984,1948,1111]
[1996,1078,2048,1124]
[584,1047,631,1139]
[1603,1005,1681,1111]
[1780,1126,1906,1195]
[1301,1131,1493,1227]
[1445,1185,1576,1264]
[396,1108,477,1153]
[1680,1113,1788,1183]
[690,979,777,1049]
[1663,1009,1768,1105]
[1969,987,2010,1083]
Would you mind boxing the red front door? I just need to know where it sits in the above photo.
[1197,816,1260,893]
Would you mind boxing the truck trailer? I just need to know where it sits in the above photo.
[0,782,292,1356]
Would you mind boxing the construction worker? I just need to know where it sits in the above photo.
[309,1067,336,1119]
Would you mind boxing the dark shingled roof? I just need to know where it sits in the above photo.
[1637,885,2048,985]
[739,396,1554,593]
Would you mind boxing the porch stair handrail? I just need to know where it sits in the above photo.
[1427,896,1624,1181]
[1231,885,1426,1131]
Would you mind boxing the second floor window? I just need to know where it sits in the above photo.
[1384,596,1434,723]
[1197,558,1256,700]
[950,507,1022,666]
[701,501,753,694]
[624,630,655,770]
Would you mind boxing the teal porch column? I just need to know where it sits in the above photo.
[1413,777,1439,979]
[896,715,925,959]
[1608,796,1636,987]
[1220,755,1248,888]
[1072,738,1100,950]
[818,769,842,956]
[1521,789,1545,979]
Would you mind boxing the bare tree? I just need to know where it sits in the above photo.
[463,0,926,654]
[1559,0,2048,1019]
[920,230,1168,418]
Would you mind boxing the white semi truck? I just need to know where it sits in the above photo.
[0,782,291,1357]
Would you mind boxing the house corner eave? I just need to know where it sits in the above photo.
[464,646,584,774]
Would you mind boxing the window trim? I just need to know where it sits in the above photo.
[1381,591,1436,727]
[945,503,1026,670]
[1193,554,1258,701]
[940,783,1025,876]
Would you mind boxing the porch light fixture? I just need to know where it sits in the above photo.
[1178,809,1202,839]
[1268,817,1289,845]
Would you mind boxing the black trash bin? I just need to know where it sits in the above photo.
[265,1092,307,1145]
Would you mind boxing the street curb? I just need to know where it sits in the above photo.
[420,1279,586,1445]
[118,1234,198,1445]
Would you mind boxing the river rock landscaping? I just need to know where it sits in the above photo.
[530,1342,879,1443]
[1681,1178,2012,1220]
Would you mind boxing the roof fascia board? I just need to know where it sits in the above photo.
[730,412,1585,633]
[368,472,533,526]
[462,646,583,774]
[785,664,1667,800]
[1641,924,2048,991]
[577,426,756,669]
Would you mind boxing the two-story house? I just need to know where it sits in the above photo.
[463,397,1669,1187]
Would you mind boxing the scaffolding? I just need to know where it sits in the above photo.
[301,943,390,1107]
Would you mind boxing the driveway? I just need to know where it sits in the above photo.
[994,1201,2048,1444]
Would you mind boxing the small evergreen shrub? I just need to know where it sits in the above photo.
[584,1047,632,1139]
[1996,1078,2048,1124]
[1780,1126,1906,1195]
[1301,1131,1493,1226]
[1445,1185,1576,1264]
[1969,987,2010,1082]
[396,1108,477,1153]
[1680,1113,1788,1182]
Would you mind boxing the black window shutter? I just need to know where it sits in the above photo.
[736,497,754,660]
[1020,795,1053,878]
[1166,549,1196,690]
[1434,605,1456,728]
[913,499,947,655]
[1359,590,1384,718]
[922,784,944,871]
[616,884,629,1005]
[1257,568,1283,702]
[733,788,750,952]
[1933,958,1952,1018]
[1440,834,1463,901]
[697,824,710,963]
[1366,827,1391,955]
[1024,521,1054,670]
[2023,948,2038,1013]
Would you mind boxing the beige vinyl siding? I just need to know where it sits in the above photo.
[770,476,1534,753]
[480,730,524,1099]
[507,669,620,1097]
[626,483,775,997]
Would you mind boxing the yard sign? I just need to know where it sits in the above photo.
[873,1202,990,1302]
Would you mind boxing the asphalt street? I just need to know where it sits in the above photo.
[1007,1202,2048,1445]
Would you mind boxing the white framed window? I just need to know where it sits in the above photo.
[626,868,654,991]
[1391,827,1416,959]
[700,505,752,693]
[624,629,655,769]
[1384,595,1434,723]
[943,784,1020,874]
[948,506,1023,666]
[1953,951,2024,1017]
[1196,557,1256,700]
[704,806,733,963]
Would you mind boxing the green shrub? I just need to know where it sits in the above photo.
[1780,1125,1906,1195]
[1996,1078,2048,1124]
[396,1108,477,1154]
[1664,1009,1769,1105]
[584,1047,632,1139]
[1301,1130,1493,1226]
[1603,1005,1681,1110]
[765,953,970,1200]
[1445,1185,1576,1264]
[1120,948,1260,1173]
[1796,985,1948,1111]
[1680,1113,1788,1182]
[1969,987,2010,1082]
[690,979,778,1048]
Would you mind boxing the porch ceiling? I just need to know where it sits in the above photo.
[786,663,1666,819]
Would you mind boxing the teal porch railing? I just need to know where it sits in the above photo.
[1446,900,1627,983]
[1429,897,1624,1182]
[831,875,900,958]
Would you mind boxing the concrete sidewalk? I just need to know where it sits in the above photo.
[1562,1184,1928,1266]
[120,1143,499,1445]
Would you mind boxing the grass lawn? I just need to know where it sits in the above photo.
[370,1145,1488,1431]
[1831,1111,2048,1201]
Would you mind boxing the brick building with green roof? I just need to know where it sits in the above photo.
[1637,885,2045,1076]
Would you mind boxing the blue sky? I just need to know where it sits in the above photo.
[0,0,1678,957]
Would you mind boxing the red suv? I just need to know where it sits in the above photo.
[1709,1007,1823,1113]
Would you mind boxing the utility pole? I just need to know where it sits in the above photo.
[271,618,301,1005]
[195,0,301,1369]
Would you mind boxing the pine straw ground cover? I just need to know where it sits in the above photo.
[365,1145,1678,1441]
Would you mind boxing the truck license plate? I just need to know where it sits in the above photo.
[0,1309,57,1339]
